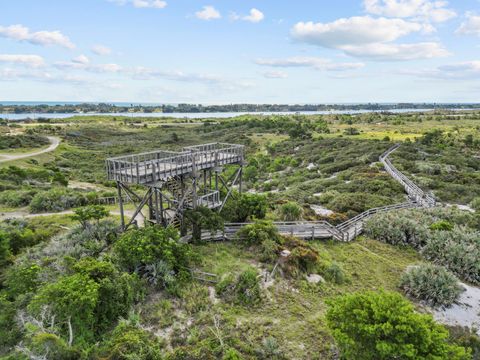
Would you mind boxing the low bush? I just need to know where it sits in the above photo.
[421,227,480,285]
[400,264,463,308]
[326,290,470,360]
[236,220,281,247]
[114,226,192,293]
[0,134,49,149]
[364,210,430,249]
[216,268,261,306]
[29,188,89,213]
[278,201,303,221]
[97,320,164,359]
[281,236,320,276]
[0,189,36,207]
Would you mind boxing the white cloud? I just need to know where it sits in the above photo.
[72,54,90,65]
[0,24,75,49]
[132,0,166,8]
[456,13,480,36]
[243,8,265,23]
[91,44,112,56]
[54,56,122,73]
[255,56,365,71]
[195,6,221,20]
[0,54,45,68]
[108,0,167,8]
[291,16,432,47]
[400,61,480,79]
[364,0,456,23]
[342,42,450,60]
[263,70,288,79]
[290,16,448,61]
[231,8,265,23]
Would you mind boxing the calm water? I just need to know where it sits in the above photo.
[0,109,451,121]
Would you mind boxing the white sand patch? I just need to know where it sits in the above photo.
[433,283,480,335]
[307,163,316,170]
[310,205,334,217]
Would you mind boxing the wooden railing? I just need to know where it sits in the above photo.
[106,143,244,184]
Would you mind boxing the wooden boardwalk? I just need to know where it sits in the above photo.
[183,144,435,243]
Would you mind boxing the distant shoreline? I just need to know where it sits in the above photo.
[1,102,480,116]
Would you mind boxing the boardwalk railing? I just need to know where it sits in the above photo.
[106,143,244,185]
[380,145,436,207]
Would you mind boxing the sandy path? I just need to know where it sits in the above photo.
[0,136,60,163]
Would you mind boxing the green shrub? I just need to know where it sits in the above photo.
[326,290,470,360]
[421,228,480,285]
[221,192,268,222]
[29,188,89,213]
[364,211,430,249]
[282,237,320,276]
[98,321,164,360]
[400,264,463,308]
[217,268,261,306]
[470,197,480,211]
[430,220,454,232]
[236,220,280,247]
[323,262,346,284]
[114,226,192,293]
[278,201,302,221]
[29,258,142,344]
[0,189,36,207]
[0,134,49,149]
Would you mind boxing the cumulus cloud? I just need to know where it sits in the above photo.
[0,24,75,49]
[456,13,480,36]
[290,16,448,61]
[364,0,456,23]
[0,54,45,68]
[291,16,432,47]
[195,6,221,20]
[255,57,365,71]
[91,44,112,56]
[243,8,265,23]
[263,70,288,79]
[109,0,167,8]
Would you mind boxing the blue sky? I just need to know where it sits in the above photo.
[1,0,479,103]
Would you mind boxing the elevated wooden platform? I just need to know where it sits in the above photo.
[106,143,244,185]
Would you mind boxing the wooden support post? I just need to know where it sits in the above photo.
[117,182,125,231]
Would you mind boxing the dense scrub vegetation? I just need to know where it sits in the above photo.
[364,207,480,285]
[0,111,479,358]
[0,134,49,149]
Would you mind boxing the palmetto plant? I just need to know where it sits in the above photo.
[400,264,464,308]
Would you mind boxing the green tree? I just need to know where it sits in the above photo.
[326,290,469,360]
[72,205,109,229]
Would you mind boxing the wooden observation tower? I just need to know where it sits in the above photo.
[106,143,245,231]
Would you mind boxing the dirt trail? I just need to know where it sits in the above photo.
[0,136,60,163]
